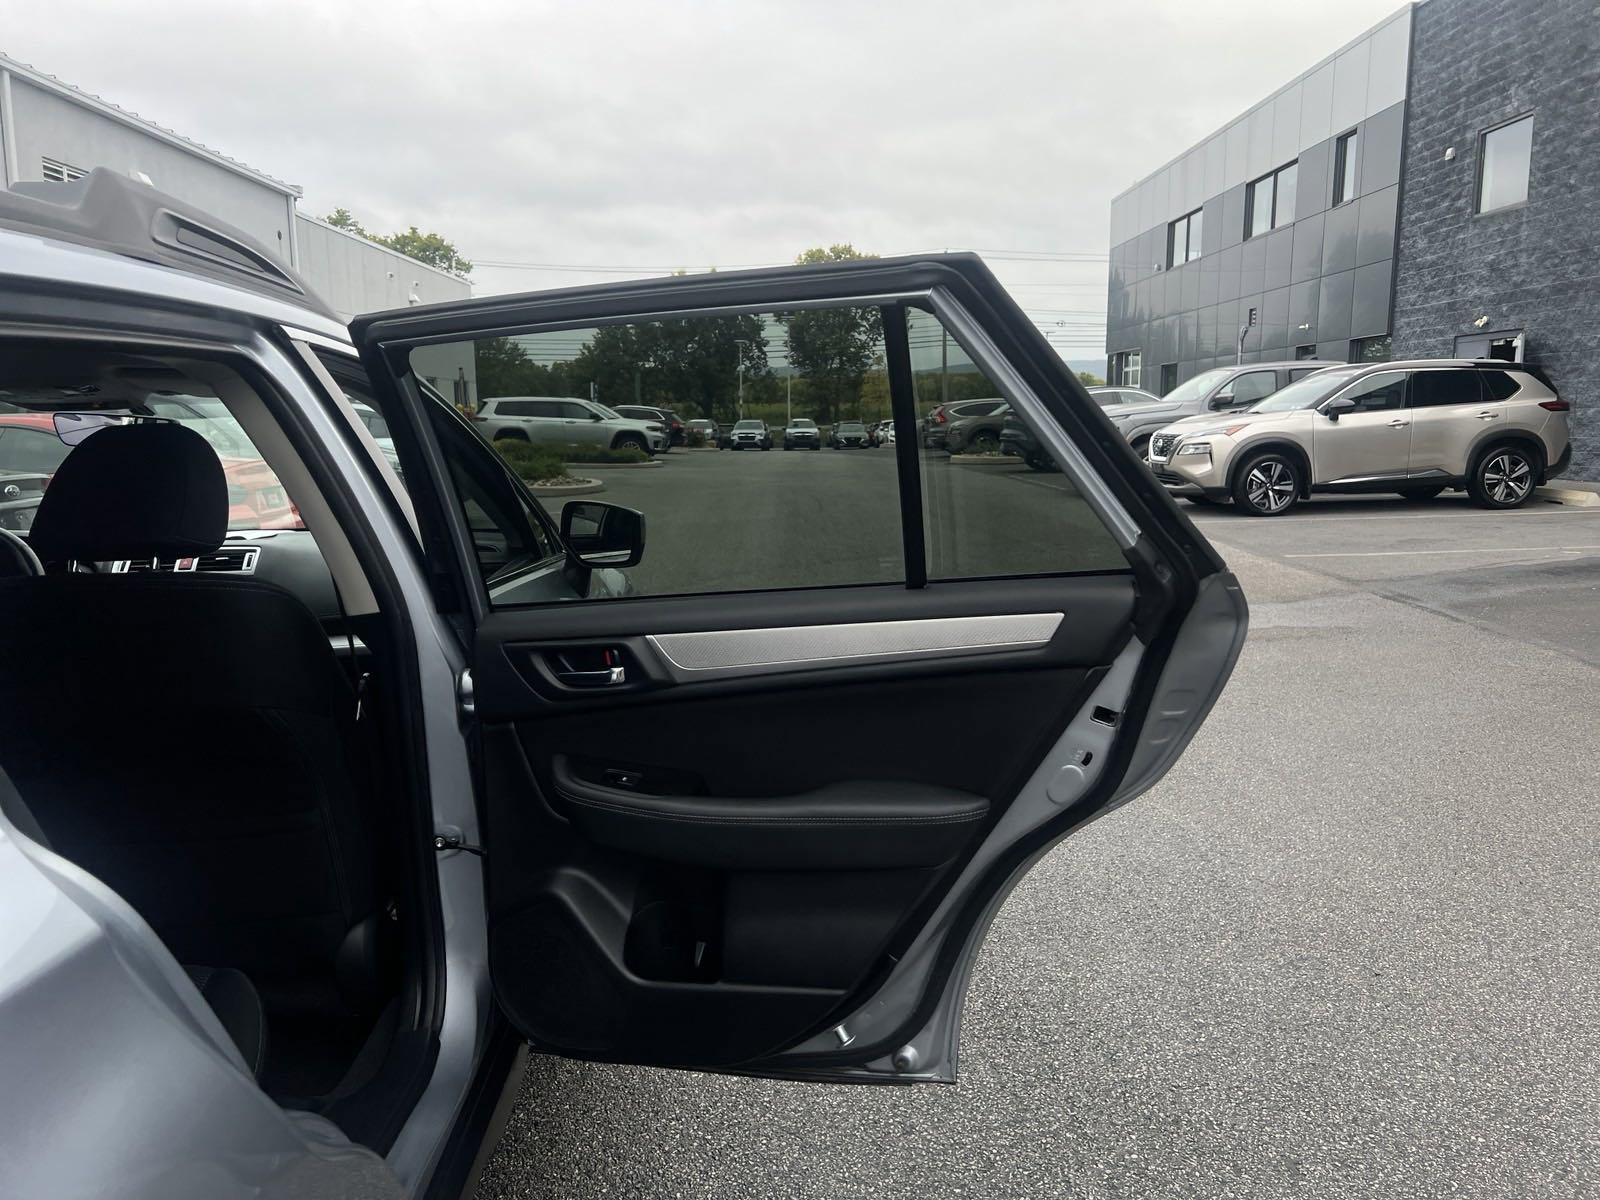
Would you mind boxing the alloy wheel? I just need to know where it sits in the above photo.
[1244,459,1296,514]
[1482,451,1533,505]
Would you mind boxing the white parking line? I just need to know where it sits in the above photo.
[1189,508,1600,525]
[1284,546,1600,559]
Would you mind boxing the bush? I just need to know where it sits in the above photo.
[561,442,651,464]
[686,429,709,448]
[492,437,566,482]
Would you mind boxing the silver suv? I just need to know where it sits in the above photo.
[1108,361,1346,458]
[475,396,665,453]
[1148,360,1571,515]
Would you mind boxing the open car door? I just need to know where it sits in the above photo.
[352,255,1246,1082]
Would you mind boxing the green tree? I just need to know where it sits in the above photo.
[1077,370,1106,387]
[782,244,882,424]
[323,208,473,276]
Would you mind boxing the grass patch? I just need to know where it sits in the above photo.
[492,437,649,484]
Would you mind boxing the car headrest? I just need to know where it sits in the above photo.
[29,422,227,564]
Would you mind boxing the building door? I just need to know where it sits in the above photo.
[1160,363,1178,395]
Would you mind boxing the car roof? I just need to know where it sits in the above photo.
[0,169,341,324]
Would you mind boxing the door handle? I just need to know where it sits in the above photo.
[1386,419,1410,428]
[554,664,627,687]
[1476,411,1500,420]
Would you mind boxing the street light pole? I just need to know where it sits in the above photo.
[786,367,792,425]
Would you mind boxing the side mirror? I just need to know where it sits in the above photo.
[53,411,125,446]
[561,500,645,568]
[1210,393,1237,410]
[1324,398,1357,421]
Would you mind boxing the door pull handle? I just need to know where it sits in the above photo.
[555,665,627,687]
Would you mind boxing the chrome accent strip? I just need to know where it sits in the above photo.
[646,613,1063,680]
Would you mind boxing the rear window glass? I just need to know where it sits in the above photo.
[1410,370,1483,408]
[1480,371,1522,401]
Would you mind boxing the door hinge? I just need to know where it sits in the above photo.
[433,830,485,857]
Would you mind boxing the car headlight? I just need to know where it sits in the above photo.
[1175,441,1212,459]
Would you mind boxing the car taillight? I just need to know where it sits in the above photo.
[1539,399,1570,412]
[933,407,947,424]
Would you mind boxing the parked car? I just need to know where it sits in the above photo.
[0,170,1242,1200]
[685,417,719,445]
[879,421,896,445]
[1104,361,1344,460]
[832,420,870,448]
[922,398,1009,449]
[783,418,821,450]
[475,396,666,454]
[726,418,772,450]
[1147,359,1570,515]
[614,403,685,447]
[999,410,1053,470]
[942,401,1010,454]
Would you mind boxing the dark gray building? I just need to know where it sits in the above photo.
[1105,8,1411,395]
[1107,0,1599,480]
[1389,0,1600,479]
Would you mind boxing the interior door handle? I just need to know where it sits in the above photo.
[555,665,627,687]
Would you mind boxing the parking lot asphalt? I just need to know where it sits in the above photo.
[485,461,1600,1200]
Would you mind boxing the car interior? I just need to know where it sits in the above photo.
[0,342,429,1150]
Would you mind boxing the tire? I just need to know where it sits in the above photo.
[1469,444,1538,509]
[1231,450,1302,516]
[614,434,648,453]
[1131,435,1151,464]
[1398,485,1447,502]
[761,444,771,452]
[1023,453,1054,472]
[968,430,1000,455]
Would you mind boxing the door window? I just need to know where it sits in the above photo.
[1217,370,1278,407]
[1409,370,1485,408]
[1331,371,1408,412]
[412,304,1127,605]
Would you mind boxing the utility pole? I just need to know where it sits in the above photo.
[786,368,792,425]
[940,325,949,405]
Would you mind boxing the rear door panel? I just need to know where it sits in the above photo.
[352,255,1245,1079]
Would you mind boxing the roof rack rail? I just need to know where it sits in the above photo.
[0,168,336,320]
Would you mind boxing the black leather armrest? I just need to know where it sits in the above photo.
[550,756,988,871]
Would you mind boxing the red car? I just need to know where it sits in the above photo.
[0,412,300,531]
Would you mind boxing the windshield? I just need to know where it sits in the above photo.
[735,420,763,430]
[1155,368,1234,407]
[838,422,864,432]
[591,403,624,420]
[1248,368,1366,413]
[791,419,816,428]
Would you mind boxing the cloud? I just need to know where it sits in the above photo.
[4,0,1401,351]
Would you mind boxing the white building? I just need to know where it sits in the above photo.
[0,53,475,399]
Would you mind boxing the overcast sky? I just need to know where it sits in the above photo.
[5,0,1402,356]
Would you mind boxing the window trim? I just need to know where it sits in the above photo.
[1475,111,1534,216]
[1331,129,1358,207]
[41,156,86,183]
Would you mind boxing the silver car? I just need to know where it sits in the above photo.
[1106,360,1346,459]
[0,170,1245,1199]
[475,396,665,453]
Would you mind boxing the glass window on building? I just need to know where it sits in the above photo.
[1111,349,1142,388]
[1332,130,1358,206]
[1478,115,1533,213]
[1245,161,1297,238]
[1167,208,1203,267]
[1352,334,1392,362]
[1159,363,1178,395]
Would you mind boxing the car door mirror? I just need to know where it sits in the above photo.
[561,500,645,567]
[53,411,125,446]
[1210,393,1237,410]
[1323,398,1357,421]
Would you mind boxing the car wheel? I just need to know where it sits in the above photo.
[1398,485,1447,502]
[615,434,648,453]
[1231,451,1301,516]
[1131,435,1151,464]
[1470,445,1538,508]
[1023,453,1056,472]
[969,430,1000,454]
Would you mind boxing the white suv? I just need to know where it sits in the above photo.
[475,396,665,453]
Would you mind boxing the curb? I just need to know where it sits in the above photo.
[1533,483,1600,507]
[526,477,605,496]
[570,459,663,470]
[948,454,1022,466]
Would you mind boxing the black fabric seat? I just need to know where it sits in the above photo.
[0,422,382,1017]
[185,966,270,1078]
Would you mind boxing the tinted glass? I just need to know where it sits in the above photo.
[1186,210,1203,261]
[1479,116,1532,213]
[1275,162,1297,224]
[1251,368,1365,412]
[494,400,538,417]
[1336,371,1408,412]
[1230,371,1280,404]
[1480,371,1522,401]
[1161,367,1234,406]
[1410,370,1484,408]
[1248,177,1274,238]
[0,427,72,474]
[1333,130,1358,205]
